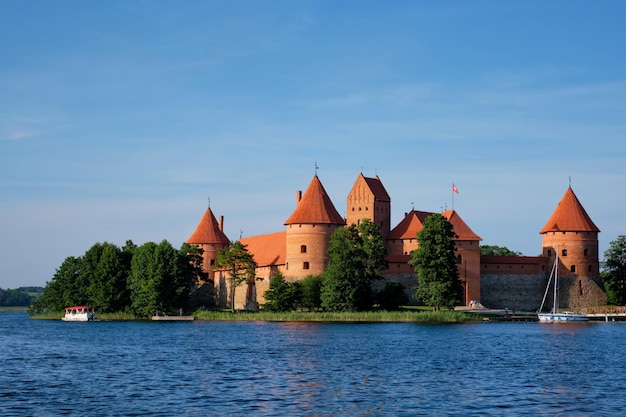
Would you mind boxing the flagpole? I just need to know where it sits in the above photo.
[451,183,459,211]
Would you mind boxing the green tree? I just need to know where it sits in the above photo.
[321,220,388,311]
[128,240,188,316]
[603,235,626,305]
[263,272,300,312]
[181,243,208,284]
[86,242,131,313]
[300,274,323,311]
[409,213,462,311]
[216,241,257,312]
[480,245,522,256]
[40,256,84,311]
[0,288,34,306]
[377,281,408,311]
[358,219,389,279]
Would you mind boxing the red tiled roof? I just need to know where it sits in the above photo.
[284,176,346,225]
[442,210,482,241]
[186,208,230,245]
[240,231,286,267]
[540,187,600,234]
[387,210,431,240]
[387,209,481,241]
[363,174,391,202]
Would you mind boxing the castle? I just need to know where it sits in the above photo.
[186,173,606,311]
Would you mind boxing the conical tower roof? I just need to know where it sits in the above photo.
[540,187,600,234]
[284,175,346,225]
[187,208,230,245]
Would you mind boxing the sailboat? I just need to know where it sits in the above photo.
[537,249,588,322]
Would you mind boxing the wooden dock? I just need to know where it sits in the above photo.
[586,313,626,322]
[151,315,196,321]
[584,306,626,322]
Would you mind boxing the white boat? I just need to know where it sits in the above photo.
[537,249,588,322]
[62,306,99,322]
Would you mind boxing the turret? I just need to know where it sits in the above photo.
[186,207,230,280]
[540,186,605,309]
[540,186,600,279]
[284,175,345,280]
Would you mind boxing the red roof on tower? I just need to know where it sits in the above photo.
[540,187,600,234]
[186,208,230,245]
[284,176,346,225]
[387,210,481,241]
[442,210,482,241]
[362,174,391,202]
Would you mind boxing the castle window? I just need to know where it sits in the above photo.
[547,249,552,257]
[570,265,576,273]
[562,249,568,257]
[303,262,309,270]
[300,245,307,253]
[584,249,588,256]
[579,280,583,296]
[456,255,462,264]
[588,265,592,272]
[210,259,215,266]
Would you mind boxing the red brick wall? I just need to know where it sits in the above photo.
[285,223,341,280]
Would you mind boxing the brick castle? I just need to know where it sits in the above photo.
[186,173,606,311]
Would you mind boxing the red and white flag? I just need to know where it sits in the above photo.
[452,183,459,194]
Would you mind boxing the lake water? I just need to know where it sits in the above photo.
[1,312,625,416]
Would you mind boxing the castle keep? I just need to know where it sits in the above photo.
[187,173,606,311]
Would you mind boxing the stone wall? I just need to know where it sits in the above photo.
[480,272,548,311]
[559,275,607,310]
[378,273,417,304]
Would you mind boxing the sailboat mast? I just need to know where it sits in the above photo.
[554,247,559,314]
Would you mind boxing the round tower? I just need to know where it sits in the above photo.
[284,176,346,280]
[186,207,230,280]
[540,186,605,309]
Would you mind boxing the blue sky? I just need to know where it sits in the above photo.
[1,1,625,289]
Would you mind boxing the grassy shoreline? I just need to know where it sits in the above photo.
[28,309,482,323]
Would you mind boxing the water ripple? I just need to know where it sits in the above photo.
[2,314,626,415]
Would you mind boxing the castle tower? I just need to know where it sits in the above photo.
[540,186,605,309]
[346,173,391,237]
[284,175,346,280]
[186,207,231,280]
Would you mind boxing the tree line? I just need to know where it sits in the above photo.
[32,240,206,316]
[38,214,560,315]
[0,287,43,307]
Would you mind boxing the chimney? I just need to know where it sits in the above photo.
[219,215,224,231]
[296,190,302,203]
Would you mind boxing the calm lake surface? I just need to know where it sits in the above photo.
[2,312,625,416]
